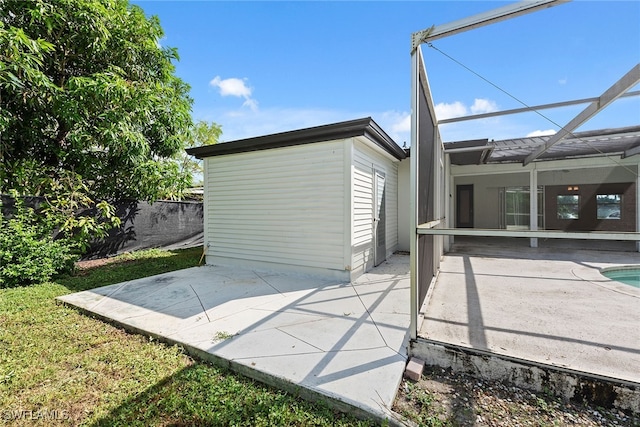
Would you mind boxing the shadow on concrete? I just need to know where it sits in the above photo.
[462,256,488,350]
[419,240,640,383]
[59,255,411,419]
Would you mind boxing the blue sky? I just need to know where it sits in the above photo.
[134,1,640,145]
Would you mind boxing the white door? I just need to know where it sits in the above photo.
[373,170,386,266]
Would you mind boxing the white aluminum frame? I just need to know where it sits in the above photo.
[408,0,640,339]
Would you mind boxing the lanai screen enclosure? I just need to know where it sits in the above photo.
[408,0,640,339]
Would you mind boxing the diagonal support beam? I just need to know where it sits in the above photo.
[439,90,640,124]
[524,63,640,166]
[411,0,568,51]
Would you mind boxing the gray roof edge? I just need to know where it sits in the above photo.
[362,119,408,160]
[489,124,640,145]
[443,125,640,146]
[186,117,406,160]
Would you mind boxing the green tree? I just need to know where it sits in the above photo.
[0,0,193,202]
[179,120,222,188]
[0,0,196,284]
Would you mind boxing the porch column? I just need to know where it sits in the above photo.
[530,168,538,248]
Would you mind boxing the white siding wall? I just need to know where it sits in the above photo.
[397,159,410,251]
[204,140,348,278]
[351,138,399,276]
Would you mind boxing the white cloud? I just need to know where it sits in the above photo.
[434,101,467,120]
[434,98,498,121]
[558,77,567,85]
[375,111,411,145]
[470,98,498,115]
[391,114,411,133]
[209,76,252,98]
[209,76,258,111]
[526,129,557,137]
[242,98,259,112]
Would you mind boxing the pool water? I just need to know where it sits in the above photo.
[601,266,640,288]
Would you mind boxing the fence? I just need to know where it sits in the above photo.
[1,196,204,259]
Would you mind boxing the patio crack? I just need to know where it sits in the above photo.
[190,284,211,323]
[253,271,284,295]
[349,282,403,356]
[276,327,325,352]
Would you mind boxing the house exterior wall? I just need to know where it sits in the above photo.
[350,138,400,278]
[544,182,636,232]
[540,166,637,232]
[453,173,529,229]
[451,163,639,232]
[203,139,350,279]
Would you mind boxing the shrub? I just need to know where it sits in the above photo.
[0,199,77,288]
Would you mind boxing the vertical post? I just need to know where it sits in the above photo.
[444,154,451,252]
[636,164,640,252]
[433,130,440,268]
[529,167,538,248]
[409,47,419,341]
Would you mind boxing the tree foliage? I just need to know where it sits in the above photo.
[0,194,77,287]
[0,0,194,202]
[0,0,212,283]
[179,120,222,187]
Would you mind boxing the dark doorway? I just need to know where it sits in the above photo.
[373,170,386,266]
[456,185,474,228]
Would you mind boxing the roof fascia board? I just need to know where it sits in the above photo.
[186,117,406,160]
[523,63,640,166]
[411,0,568,50]
[363,120,408,159]
[439,90,640,124]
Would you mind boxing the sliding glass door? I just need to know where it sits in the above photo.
[500,186,544,229]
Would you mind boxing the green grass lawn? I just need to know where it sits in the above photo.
[0,247,373,426]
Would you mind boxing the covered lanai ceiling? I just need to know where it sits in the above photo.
[446,125,640,165]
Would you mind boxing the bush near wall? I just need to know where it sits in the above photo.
[0,200,77,288]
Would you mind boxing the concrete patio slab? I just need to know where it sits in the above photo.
[419,241,640,384]
[58,254,411,421]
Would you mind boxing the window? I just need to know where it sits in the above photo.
[557,195,579,219]
[503,187,543,229]
[597,194,621,220]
